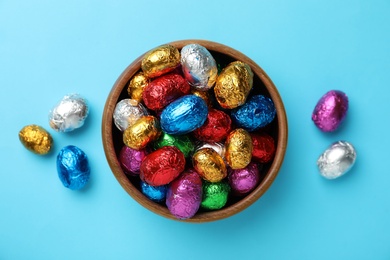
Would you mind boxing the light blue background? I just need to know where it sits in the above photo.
[1,0,389,259]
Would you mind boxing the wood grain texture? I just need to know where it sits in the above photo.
[102,39,288,223]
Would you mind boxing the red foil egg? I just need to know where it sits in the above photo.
[140,146,185,186]
[193,108,232,143]
[142,73,190,111]
[251,133,275,163]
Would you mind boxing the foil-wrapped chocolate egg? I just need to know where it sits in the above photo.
[317,141,356,179]
[228,162,260,196]
[191,88,213,107]
[201,180,230,210]
[119,145,149,175]
[140,146,185,186]
[181,44,218,91]
[166,169,203,219]
[251,133,275,163]
[193,108,232,143]
[49,94,89,132]
[153,132,194,157]
[57,145,90,190]
[113,99,149,131]
[231,95,276,132]
[127,72,149,103]
[194,142,226,159]
[312,90,349,132]
[123,116,161,150]
[142,73,190,111]
[141,44,180,78]
[160,95,208,135]
[140,181,168,202]
[225,128,253,169]
[19,124,53,155]
[192,148,227,183]
[214,61,253,109]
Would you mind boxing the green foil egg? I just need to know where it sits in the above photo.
[201,180,230,210]
[153,132,194,157]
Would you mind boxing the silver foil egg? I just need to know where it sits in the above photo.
[113,99,149,132]
[181,44,218,91]
[49,94,89,132]
[317,141,356,179]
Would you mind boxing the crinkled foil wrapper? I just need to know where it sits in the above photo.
[225,128,253,169]
[166,169,203,219]
[49,94,89,132]
[141,44,180,78]
[317,141,356,179]
[192,148,227,183]
[19,124,53,155]
[123,116,161,150]
[181,43,218,91]
[113,99,148,132]
[214,61,253,109]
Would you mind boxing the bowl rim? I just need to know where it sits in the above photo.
[102,39,288,223]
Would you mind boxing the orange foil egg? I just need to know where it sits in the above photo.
[225,128,253,169]
[192,148,227,183]
[123,116,161,150]
[141,44,180,78]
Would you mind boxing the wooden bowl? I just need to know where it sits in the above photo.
[102,39,288,222]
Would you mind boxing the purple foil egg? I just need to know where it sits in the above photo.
[166,169,203,219]
[228,162,260,196]
[119,146,149,176]
[312,90,348,132]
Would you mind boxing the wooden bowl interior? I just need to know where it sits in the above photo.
[102,40,288,222]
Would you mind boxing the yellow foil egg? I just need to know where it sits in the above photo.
[123,116,161,150]
[141,44,180,78]
[19,124,53,155]
[192,148,227,183]
[127,72,149,102]
[225,128,253,169]
[214,61,253,109]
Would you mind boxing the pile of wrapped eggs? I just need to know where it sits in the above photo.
[19,94,91,190]
[312,90,357,179]
[113,43,278,219]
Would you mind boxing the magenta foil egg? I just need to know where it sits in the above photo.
[119,146,149,176]
[312,90,348,132]
[166,169,203,219]
[228,162,260,196]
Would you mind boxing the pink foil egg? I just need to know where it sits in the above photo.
[166,169,203,219]
[119,146,149,176]
[312,90,348,132]
[228,162,260,196]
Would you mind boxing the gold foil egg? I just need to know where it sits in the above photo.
[192,148,227,183]
[225,128,253,169]
[127,72,149,102]
[19,124,53,155]
[123,116,161,150]
[191,88,213,107]
[214,61,253,109]
[141,44,180,78]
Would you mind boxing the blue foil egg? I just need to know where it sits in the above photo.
[160,95,208,135]
[140,181,168,202]
[231,95,276,132]
[57,145,90,190]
